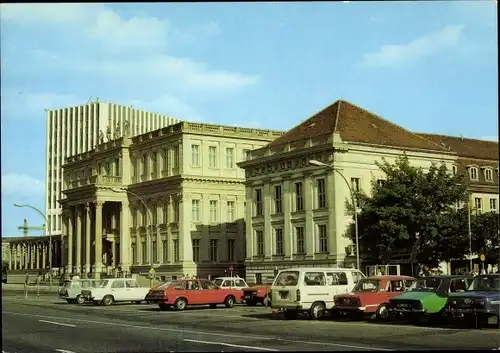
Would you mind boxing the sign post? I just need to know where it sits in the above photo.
[148,267,155,288]
[480,254,486,273]
[229,265,233,278]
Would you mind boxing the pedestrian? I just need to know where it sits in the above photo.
[36,272,42,298]
[24,272,30,298]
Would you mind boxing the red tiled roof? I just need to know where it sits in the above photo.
[416,133,499,161]
[268,100,449,152]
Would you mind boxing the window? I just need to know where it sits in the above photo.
[227,201,235,222]
[255,273,262,284]
[162,240,168,263]
[452,165,457,175]
[275,228,284,255]
[151,152,157,174]
[173,239,179,262]
[317,178,326,209]
[318,224,328,253]
[192,239,200,262]
[351,271,364,284]
[485,168,493,181]
[490,199,497,212]
[209,239,218,262]
[255,189,263,216]
[209,200,218,222]
[256,230,264,256]
[474,197,482,215]
[209,146,217,168]
[390,280,405,292]
[469,167,478,180]
[163,205,168,224]
[114,159,120,176]
[141,204,147,226]
[142,154,147,175]
[111,280,125,288]
[141,241,147,264]
[304,272,326,286]
[191,144,200,166]
[449,279,469,293]
[152,240,158,263]
[326,272,348,286]
[274,185,282,214]
[192,200,200,221]
[295,226,305,254]
[173,201,179,222]
[132,244,137,264]
[226,147,234,168]
[172,146,179,169]
[295,182,304,211]
[243,149,251,161]
[227,239,235,262]
[162,148,168,170]
[125,280,139,288]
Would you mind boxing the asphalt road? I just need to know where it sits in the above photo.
[2,291,499,352]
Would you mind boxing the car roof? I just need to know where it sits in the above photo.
[279,267,361,272]
[214,277,245,280]
[417,275,474,279]
[366,275,415,280]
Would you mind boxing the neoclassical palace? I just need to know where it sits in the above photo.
[238,100,499,283]
[4,99,498,283]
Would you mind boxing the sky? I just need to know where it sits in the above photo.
[1,1,497,237]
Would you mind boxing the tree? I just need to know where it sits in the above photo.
[344,154,469,269]
[471,211,499,266]
[2,260,8,276]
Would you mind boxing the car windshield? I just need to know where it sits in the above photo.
[274,271,300,286]
[469,276,500,291]
[155,281,173,289]
[410,277,442,292]
[97,280,109,288]
[352,279,381,292]
[213,279,224,287]
[63,281,72,288]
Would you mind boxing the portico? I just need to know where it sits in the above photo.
[2,235,62,272]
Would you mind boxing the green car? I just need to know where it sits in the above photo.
[388,275,475,324]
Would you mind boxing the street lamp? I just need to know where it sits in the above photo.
[110,188,154,272]
[308,160,360,270]
[13,203,53,291]
[467,195,473,272]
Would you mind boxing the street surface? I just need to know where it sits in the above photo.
[2,290,499,352]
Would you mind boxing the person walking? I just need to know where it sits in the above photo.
[24,272,30,298]
[36,272,42,298]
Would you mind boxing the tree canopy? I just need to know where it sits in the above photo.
[471,211,499,265]
[344,154,470,269]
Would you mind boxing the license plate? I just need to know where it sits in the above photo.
[488,316,498,325]
[244,295,251,299]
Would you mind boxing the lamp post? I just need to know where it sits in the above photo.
[308,160,360,270]
[13,203,52,291]
[467,195,473,272]
[110,188,154,275]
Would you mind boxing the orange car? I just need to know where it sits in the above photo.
[333,275,416,320]
[146,278,241,311]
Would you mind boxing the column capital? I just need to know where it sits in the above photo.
[95,200,105,208]
[85,202,92,211]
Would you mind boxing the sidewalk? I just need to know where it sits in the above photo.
[2,283,57,292]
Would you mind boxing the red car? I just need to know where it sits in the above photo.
[333,275,416,320]
[145,278,241,311]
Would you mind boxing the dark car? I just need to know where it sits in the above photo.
[388,275,475,324]
[445,274,500,327]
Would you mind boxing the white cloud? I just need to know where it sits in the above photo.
[2,174,45,197]
[361,25,465,68]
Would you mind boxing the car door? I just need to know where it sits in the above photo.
[200,280,220,304]
[125,279,143,300]
[185,280,203,304]
[303,271,330,307]
[328,271,349,296]
[110,279,126,301]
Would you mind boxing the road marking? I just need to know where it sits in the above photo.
[55,350,77,353]
[39,319,76,328]
[275,338,392,351]
[183,339,279,351]
[3,310,393,350]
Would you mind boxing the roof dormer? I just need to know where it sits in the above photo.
[481,166,494,182]
[466,164,479,181]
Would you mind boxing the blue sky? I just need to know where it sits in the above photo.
[1,1,497,237]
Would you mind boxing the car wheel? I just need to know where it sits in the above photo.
[262,296,271,307]
[76,295,85,305]
[210,304,217,309]
[224,296,235,308]
[375,303,390,321]
[159,304,170,311]
[102,295,114,306]
[174,298,187,311]
[283,310,297,320]
[310,302,325,320]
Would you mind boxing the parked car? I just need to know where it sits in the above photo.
[333,275,415,320]
[271,267,365,320]
[80,278,151,306]
[145,278,241,311]
[243,284,272,307]
[445,274,500,327]
[388,275,474,324]
[212,277,248,302]
[58,279,98,304]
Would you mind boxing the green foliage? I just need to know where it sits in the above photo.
[2,260,8,275]
[344,154,469,268]
[471,212,499,264]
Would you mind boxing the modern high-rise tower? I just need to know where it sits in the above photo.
[45,100,180,236]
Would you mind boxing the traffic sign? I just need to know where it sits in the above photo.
[480,254,486,262]
[149,267,155,274]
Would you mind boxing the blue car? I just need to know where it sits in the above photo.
[445,274,500,327]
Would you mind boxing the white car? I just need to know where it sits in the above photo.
[213,277,249,290]
[81,278,150,306]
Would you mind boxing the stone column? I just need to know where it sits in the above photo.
[61,213,67,271]
[42,244,47,269]
[326,170,337,257]
[35,243,40,269]
[245,185,253,261]
[8,246,12,270]
[24,244,29,269]
[67,207,74,274]
[146,200,152,265]
[85,203,91,274]
[304,175,314,258]
[283,179,292,259]
[119,201,130,273]
[75,205,83,274]
[264,183,272,257]
[11,246,16,270]
[93,201,104,278]
[179,194,194,267]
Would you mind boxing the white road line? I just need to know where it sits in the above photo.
[2,310,394,350]
[183,339,279,351]
[55,349,77,353]
[39,319,76,328]
[275,338,393,351]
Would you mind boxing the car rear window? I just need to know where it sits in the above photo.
[274,271,300,286]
